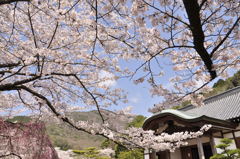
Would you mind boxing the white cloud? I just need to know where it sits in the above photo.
[98,70,117,87]
[130,97,140,103]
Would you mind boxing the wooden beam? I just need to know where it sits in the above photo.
[223,129,240,134]
[221,131,224,138]
[232,131,239,148]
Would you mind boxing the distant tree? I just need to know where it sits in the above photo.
[230,71,240,87]
[0,119,59,158]
[128,115,146,128]
[210,138,240,159]
[6,116,31,123]
[118,149,144,159]
[54,138,72,151]
[115,115,146,158]
[213,79,226,89]
[115,144,128,158]
[73,147,110,159]
[101,139,115,149]
[73,147,100,158]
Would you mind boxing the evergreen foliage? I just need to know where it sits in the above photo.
[53,138,72,151]
[101,139,115,149]
[73,147,110,159]
[6,116,31,123]
[205,71,240,97]
[114,144,128,158]
[173,70,240,109]
[128,115,146,128]
[210,138,240,159]
[118,149,144,159]
[113,115,146,159]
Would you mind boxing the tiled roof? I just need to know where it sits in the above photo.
[180,86,240,120]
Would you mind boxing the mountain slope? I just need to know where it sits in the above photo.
[8,110,134,150]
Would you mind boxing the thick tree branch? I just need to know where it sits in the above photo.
[0,0,29,5]
[5,85,129,149]
[199,0,208,9]
[0,153,22,159]
[0,62,20,68]
[0,75,40,91]
[182,0,216,80]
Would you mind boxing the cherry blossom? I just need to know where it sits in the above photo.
[0,0,239,152]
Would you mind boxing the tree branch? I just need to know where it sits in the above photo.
[0,62,20,68]
[6,85,129,149]
[182,0,216,80]
[0,153,22,159]
[0,0,29,5]
[0,75,40,91]
[50,72,105,123]
[210,17,240,57]
[47,22,59,49]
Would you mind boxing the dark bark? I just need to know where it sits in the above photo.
[182,0,217,80]
[0,62,20,68]
[0,0,29,5]
[0,75,40,91]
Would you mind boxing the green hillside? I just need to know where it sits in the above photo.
[204,70,240,97]
[47,110,133,150]
[6,110,133,150]
[172,70,240,109]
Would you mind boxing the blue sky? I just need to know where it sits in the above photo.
[113,58,238,117]
[111,58,176,117]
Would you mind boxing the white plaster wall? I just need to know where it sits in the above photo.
[234,131,240,137]
[214,138,237,153]
[144,154,150,159]
[144,149,150,159]
[170,149,181,159]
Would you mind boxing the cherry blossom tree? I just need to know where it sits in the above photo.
[0,119,59,159]
[0,0,239,153]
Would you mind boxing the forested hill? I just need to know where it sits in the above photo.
[7,110,134,150]
[205,70,240,97]
[173,70,240,109]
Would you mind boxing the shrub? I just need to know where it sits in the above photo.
[73,147,103,158]
[54,139,72,151]
[210,138,240,159]
[118,149,144,159]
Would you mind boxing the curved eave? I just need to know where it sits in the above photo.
[143,110,236,130]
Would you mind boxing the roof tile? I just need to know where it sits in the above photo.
[181,86,240,120]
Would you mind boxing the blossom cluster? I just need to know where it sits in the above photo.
[76,118,212,152]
